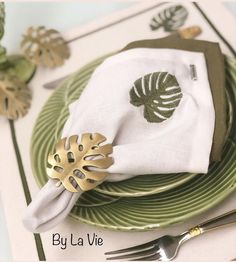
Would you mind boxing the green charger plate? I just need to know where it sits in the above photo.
[31,54,197,197]
[31,56,236,230]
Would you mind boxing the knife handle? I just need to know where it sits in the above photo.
[198,209,236,233]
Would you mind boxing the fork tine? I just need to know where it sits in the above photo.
[106,246,158,260]
[105,240,156,255]
[129,252,162,261]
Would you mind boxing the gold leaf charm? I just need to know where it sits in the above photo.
[178,26,202,39]
[0,75,31,120]
[47,133,113,192]
[21,26,70,68]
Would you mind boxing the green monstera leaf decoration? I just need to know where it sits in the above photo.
[130,72,183,123]
[150,5,188,32]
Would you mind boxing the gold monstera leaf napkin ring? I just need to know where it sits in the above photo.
[47,133,113,193]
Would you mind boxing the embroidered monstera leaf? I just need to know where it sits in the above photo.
[150,5,188,32]
[130,72,183,123]
[47,134,113,193]
[0,75,31,120]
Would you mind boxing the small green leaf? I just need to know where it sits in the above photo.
[0,45,7,64]
[150,5,188,32]
[130,72,183,123]
[0,2,5,40]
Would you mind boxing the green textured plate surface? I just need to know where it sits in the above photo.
[31,54,197,197]
[31,56,236,231]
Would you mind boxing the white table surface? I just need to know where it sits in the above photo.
[1,2,236,262]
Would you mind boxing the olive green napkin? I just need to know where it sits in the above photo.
[122,36,227,161]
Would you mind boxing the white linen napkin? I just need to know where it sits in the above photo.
[23,48,215,232]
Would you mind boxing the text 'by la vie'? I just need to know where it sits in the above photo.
[52,233,104,250]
